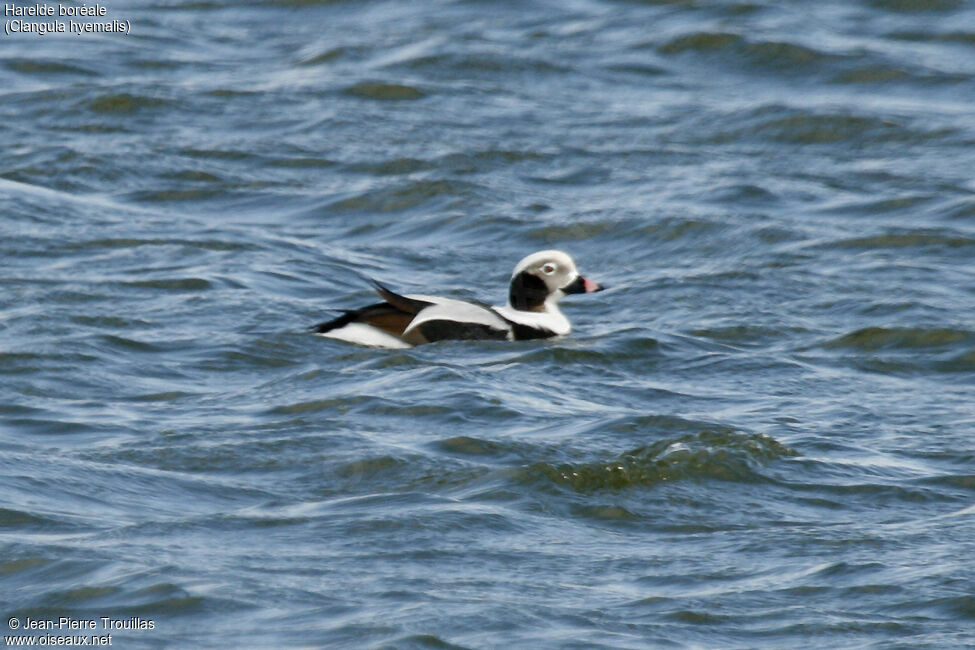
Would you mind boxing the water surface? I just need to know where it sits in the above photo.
[2,0,975,647]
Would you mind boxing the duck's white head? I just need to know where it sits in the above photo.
[508,250,603,312]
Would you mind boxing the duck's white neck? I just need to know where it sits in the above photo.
[494,297,571,336]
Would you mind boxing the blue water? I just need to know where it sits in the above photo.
[2,0,975,647]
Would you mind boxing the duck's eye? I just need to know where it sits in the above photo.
[542,263,557,275]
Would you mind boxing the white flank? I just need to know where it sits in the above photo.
[317,322,413,349]
[403,297,512,340]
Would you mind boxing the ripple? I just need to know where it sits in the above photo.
[267,395,370,415]
[689,325,805,348]
[936,197,975,221]
[817,194,937,217]
[527,222,616,241]
[870,0,962,13]
[297,46,348,66]
[823,231,975,251]
[437,148,549,175]
[392,52,570,76]
[325,179,481,214]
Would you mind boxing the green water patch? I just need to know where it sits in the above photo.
[0,508,60,528]
[749,114,907,145]
[435,436,509,457]
[705,182,781,206]
[126,391,199,403]
[348,157,431,176]
[0,556,51,576]
[658,31,743,55]
[390,52,571,77]
[823,231,975,251]
[525,431,796,493]
[342,81,427,101]
[431,435,541,465]
[331,453,492,496]
[4,58,96,76]
[178,147,260,161]
[655,28,961,88]
[120,277,213,291]
[267,395,372,416]
[99,333,166,352]
[269,156,337,168]
[128,187,235,202]
[823,327,975,352]
[71,313,155,329]
[162,169,224,183]
[889,29,975,45]
[815,327,975,374]
[689,324,805,348]
[64,237,253,252]
[658,31,840,74]
[706,105,953,147]
[832,66,911,84]
[606,63,668,77]
[88,93,170,114]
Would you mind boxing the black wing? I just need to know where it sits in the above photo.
[415,319,511,343]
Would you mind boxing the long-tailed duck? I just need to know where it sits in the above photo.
[313,250,603,348]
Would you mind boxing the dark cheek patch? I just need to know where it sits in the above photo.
[509,272,548,311]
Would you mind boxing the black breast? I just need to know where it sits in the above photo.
[509,322,557,341]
